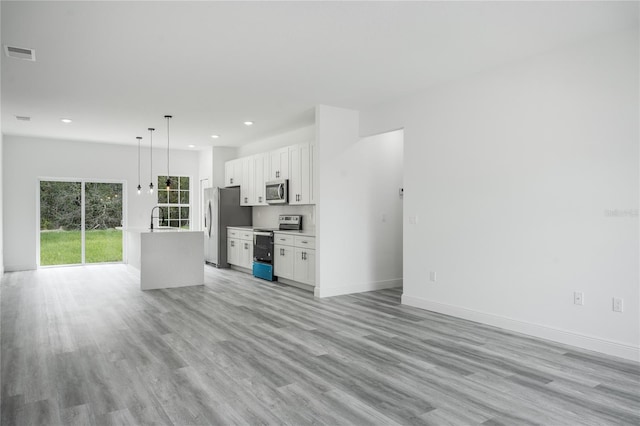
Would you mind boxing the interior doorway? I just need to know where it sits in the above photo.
[39,180,124,266]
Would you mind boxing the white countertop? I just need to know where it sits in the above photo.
[273,230,315,237]
[226,226,254,231]
[226,226,315,237]
[125,227,201,234]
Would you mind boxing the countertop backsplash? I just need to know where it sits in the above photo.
[252,204,315,234]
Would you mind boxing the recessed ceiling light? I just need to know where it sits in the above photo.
[188,144,195,148]
[61,118,72,124]
[211,134,220,139]
[244,121,254,126]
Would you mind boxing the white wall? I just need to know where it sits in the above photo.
[237,125,315,157]
[315,106,404,298]
[0,132,3,277]
[360,30,639,361]
[198,146,213,187]
[0,10,3,275]
[253,204,315,233]
[3,135,200,271]
[212,147,237,189]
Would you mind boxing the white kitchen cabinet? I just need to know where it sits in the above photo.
[294,247,315,285]
[253,153,269,205]
[227,237,239,265]
[239,239,253,269]
[274,233,315,286]
[269,147,289,180]
[240,156,253,206]
[225,158,242,187]
[274,244,294,280]
[227,228,253,270]
[289,143,312,205]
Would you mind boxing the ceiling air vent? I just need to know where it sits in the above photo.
[4,45,36,61]
[16,115,31,122]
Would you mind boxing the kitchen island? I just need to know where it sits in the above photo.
[126,228,204,290]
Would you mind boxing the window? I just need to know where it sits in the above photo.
[39,180,124,266]
[157,175,190,229]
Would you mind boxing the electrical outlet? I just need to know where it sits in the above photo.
[573,291,584,306]
[430,271,437,282]
[613,297,624,313]
[408,215,418,225]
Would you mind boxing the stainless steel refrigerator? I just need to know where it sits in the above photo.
[203,187,252,267]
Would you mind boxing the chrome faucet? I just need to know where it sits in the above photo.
[150,206,165,230]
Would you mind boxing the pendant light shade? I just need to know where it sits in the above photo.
[136,136,142,195]
[148,127,155,194]
[164,115,172,190]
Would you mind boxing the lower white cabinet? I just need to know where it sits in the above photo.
[274,245,294,280]
[227,228,253,270]
[227,238,239,265]
[274,233,315,286]
[293,247,315,285]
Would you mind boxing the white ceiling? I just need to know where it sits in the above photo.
[2,1,637,150]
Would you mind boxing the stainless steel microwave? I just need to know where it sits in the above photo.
[265,179,288,204]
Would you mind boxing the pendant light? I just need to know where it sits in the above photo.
[164,115,172,190]
[148,127,155,194]
[136,136,142,195]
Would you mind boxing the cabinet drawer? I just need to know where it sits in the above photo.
[240,231,253,240]
[294,236,315,249]
[274,233,294,246]
[227,229,240,238]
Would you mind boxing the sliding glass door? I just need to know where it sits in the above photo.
[84,182,123,263]
[39,180,124,266]
[39,181,83,265]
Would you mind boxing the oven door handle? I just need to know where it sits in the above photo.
[254,232,274,237]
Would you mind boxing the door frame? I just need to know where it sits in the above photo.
[36,177,127,268]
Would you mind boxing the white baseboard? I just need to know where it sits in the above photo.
[5,263,37,272]
[316,278,402,298]
[402,294,639,362]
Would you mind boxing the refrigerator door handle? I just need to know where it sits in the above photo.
[207,201,213,237]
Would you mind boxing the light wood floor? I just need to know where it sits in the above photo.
[1,264,638,425]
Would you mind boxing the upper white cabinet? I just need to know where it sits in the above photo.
[224,141,315,206]
[289,143,312,205]
[224,158,242,187]
[240,156,252,206]
[253,153,269,206]
[269,147,289,180]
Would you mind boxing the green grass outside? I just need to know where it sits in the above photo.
[40,229,123,266]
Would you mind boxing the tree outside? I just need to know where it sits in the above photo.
[40,181,123,265]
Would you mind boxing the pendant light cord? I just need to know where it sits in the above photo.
[148,128,155,192]
[164,115,172,190]
[136,136,142,189]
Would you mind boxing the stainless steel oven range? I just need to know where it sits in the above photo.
[252,215,302,281]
